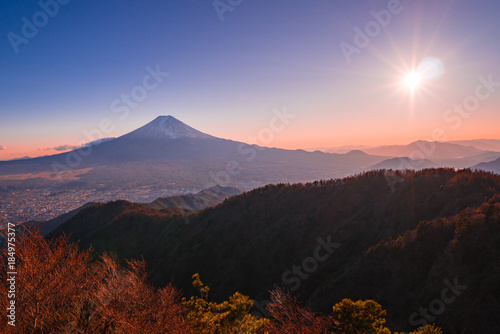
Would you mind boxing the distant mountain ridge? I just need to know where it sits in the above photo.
[145,185,242,211]
[448,139,500,151]
[474,157,500,174]
[320,140,500,171]
[14,185,241,236]
[368,157,440,170]
[362,140,483,160]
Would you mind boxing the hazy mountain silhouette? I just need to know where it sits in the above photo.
[311,140,500,170]
[367,157,440,170]
[448,139,500,151]
[474,157,500,174]
[362,140,483,160]
[0,116,390,189]
[145,185,242,211]
[1,119,498,193]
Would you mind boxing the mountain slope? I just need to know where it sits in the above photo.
[363,141,483,160]
[448,139,500,151]
[367,157,440,170]
[145,185,242,211]
[48,169,500,333]
[15,185,240,237]
[311,200,500,333]
[36,202,95,235]
[119,115,214,140]
[447,150,500,168]
[473,157,500,174]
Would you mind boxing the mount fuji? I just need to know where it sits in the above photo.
[119,115,214,140]
[0,116,389,189]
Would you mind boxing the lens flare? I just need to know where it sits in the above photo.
[401,57,444,92]
[418,57,445,81]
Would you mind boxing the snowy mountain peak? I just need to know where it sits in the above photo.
[121,116,213,140]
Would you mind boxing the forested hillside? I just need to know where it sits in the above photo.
[49,169,500,333]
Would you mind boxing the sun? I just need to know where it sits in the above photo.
[403,72,422,90]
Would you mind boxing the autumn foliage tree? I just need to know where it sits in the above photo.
[87,254,190,334]
[265,288,333,333]
[0,228,190,334]
[331,299,391,334]
[0,227,95,333]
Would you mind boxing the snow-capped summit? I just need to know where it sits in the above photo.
[120,115,213,140]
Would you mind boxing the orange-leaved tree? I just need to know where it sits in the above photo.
[0,228,191,334]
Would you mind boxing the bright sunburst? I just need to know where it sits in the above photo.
[403,72,422,91]
[399,57,444,94]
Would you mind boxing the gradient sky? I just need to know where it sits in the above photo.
[1,0,500,160]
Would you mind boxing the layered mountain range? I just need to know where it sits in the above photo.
[1,116,499,225]
[1,116,499,190]
[11,185,241,237]
[0,116,395,193]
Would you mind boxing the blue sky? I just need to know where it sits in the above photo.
[1,0,500,159]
